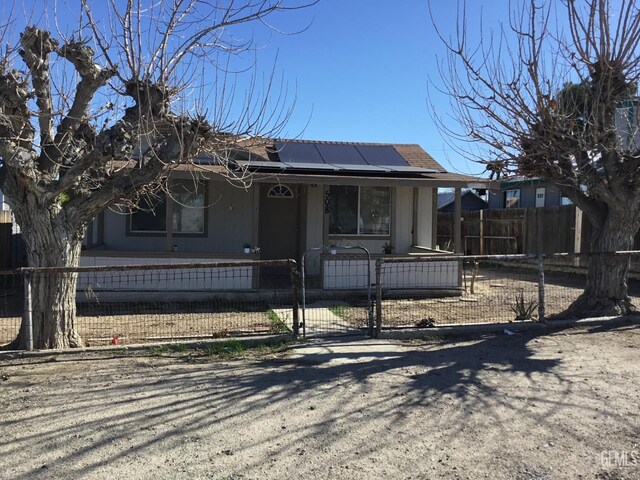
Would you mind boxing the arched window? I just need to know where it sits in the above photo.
[267,185,294,199]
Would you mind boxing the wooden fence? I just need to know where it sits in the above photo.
[437,205,579,255]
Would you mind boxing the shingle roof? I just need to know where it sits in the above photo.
[237,138,446,172]
[437,189,487,208]
[392,144,445,171]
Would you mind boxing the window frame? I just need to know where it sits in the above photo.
[328,185,391,238]
[127,180,208,238]
[267,184,294,199]
[504,189,521,209]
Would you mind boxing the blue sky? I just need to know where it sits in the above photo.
[5,0,505,176]
[250,1,498,176]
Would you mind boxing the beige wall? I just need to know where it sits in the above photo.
[415,187,433,248]
[305,185,324,249]
[393,187,414,253]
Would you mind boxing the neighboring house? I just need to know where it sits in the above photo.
[616,98,640,151]
[0,190,21,235]
[487,177,571,209]
[438,189,488,212]
[487,100,640,211]
[0,190,9,212]
[0,190,25,269]
[80,139,489,292]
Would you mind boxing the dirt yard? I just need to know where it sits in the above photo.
[1,324,639,479]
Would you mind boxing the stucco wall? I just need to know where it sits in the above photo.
[393,187,414,253]
[305,185,324,249]
[415,187,433,248]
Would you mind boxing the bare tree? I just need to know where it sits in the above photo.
[431,0,640,318]
[0,0,313,349]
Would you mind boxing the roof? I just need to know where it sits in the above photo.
[230,138,446,177]
[437,189,488,209]
[497,176,551,189]
[118,137,494,188]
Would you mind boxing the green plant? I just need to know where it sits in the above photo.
[199,339,290,360]
[328,305,347,318]
[415,317,435,328]
[441,240,454,252]
[147,343,188,355]
[382,242,393,254]
[266,309,292,333]
[511,292,538,321]
[203,340,246,358]
[243,242,251,249]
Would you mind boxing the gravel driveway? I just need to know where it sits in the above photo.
[1,324,639,479]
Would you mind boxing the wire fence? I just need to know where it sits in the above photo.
[0,271,23,345]
[2,251,640,349]
[301,246,373,337]
[1,260,299,348]
[375,252,640,333]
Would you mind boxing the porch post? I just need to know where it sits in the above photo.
[431,188,438,249]
[573,207,583,267]
[166,195,174,252]
[454,187,462,254]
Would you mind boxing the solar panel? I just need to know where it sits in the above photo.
[281,162,340,171]
[330,164,390,173]
[386,165,439,173]
[356,145,408,166]
[315,144,368,165]
[274,141,325,164]
[235,160,286,170]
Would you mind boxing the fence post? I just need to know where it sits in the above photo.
[23,271,34,351]
[289,261,300,338]
[375,259,383,338]
[537,255,546,322]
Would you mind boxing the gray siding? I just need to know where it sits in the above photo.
[101,181,256,254]
[488,181,565,209]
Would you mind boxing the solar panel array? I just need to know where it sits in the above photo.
[237,141,440,174]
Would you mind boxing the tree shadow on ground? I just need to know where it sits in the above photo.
[1,323,638,479]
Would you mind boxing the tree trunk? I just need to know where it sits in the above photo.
[557,209,640,319]
[7,202,85,349]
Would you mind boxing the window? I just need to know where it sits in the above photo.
[329,186,390,236]
[172,180,206,234]
[129,180,206,235]
[535,187,546,208]
[504,189,520,208]
[130,195,167,233]
[267,185,294,198]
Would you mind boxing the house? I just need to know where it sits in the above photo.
[80,139,489,293]
[438,189,488,212]
[487,177,572,209]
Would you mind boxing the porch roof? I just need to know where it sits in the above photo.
[183,163,493,188]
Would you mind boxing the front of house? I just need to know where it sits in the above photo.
[80,139,488,291]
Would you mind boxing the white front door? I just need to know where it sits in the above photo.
[535,187,546,208]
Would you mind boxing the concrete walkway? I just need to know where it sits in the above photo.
[271,302,362,336]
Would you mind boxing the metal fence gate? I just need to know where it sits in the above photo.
[300,246,374,337]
